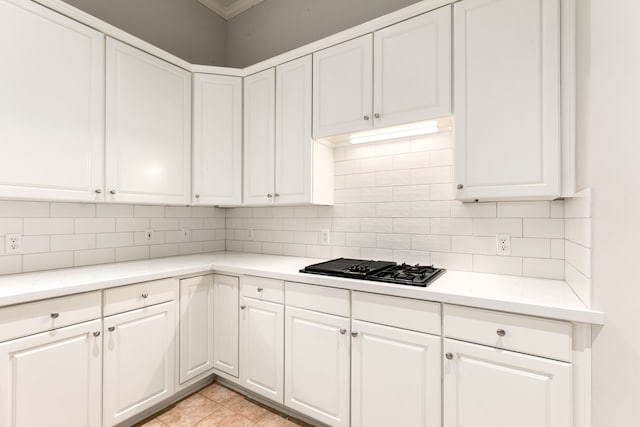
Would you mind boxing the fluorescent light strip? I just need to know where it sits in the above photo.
[349,121,439,144]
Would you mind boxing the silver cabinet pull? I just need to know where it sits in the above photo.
[267,194,273,198]
[93,331,100,337]
[496,329,506,337]
[445,352,454,360]
[240,305,247,310]
[339,328,347,335]
[195,194,200,199]
[109,189,116,195]
[457,184,464,190]
[108,326,115,332]
[257,287,264,293]
[50,313,59,319]
[274,193,280,198]
[141,293,149,299]
[94,189,102,194]
[351,332,358,338]
[374,113,380,119]
[363,115,370,120]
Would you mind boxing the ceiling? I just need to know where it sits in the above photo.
[198,0,265,20]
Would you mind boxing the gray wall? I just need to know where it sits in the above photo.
[591,0,640,425]
[63,0,227,65]
[225,0,421,68]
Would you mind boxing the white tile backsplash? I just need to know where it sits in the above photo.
[564,188,592,306]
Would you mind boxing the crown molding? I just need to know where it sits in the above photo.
[198,0,264,20]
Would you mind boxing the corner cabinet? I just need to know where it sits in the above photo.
[105,37,191,205]
[212,274,240,377]
[192,74,242,206]
[0,0,105,202]
[244,57,333,206]
[313,7,451,138]
[453,0,561,201]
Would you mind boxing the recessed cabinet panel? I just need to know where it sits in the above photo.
[313,34,373,138]
[192,74,242,206]
[213,274,240,377]
[0,320,102,427]
[0,0,104,202]
[443,339,571,427]
[243,68,276,205]
[373,7,451,128]
[454,0,561,200]
[106,37,191,205]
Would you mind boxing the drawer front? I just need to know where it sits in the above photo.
[352,291,440,335]
[104,278,178,316]
[0,291,101,342]
[443,304,572,362]
[285,282,350,317]
[241,276,284,304]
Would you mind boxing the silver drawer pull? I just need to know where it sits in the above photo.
[93,331,101,337]
[496,329,506,337]
[339,328,347,335]
[141,293,149,299]
[351,332,358,338]
[240,305,247,310]
[108,326,115,332]
[257,287,264,293]
[50,313,59,319]
[445,352,454,360]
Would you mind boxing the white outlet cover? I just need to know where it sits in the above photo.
[181,228,191,241]
[320,229,330,245]
[144,229,154,243]
[247,228,254,240]
[5,234,21,254]
[495,234,511,256]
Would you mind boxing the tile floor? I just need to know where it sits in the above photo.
[136,382,310,427]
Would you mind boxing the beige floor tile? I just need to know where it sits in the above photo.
[138,419,169,427]
[198,383,241,405]
[158,393,221,427]
[223,394,272,422]
[254,412,305,427]
[195,406,255,427]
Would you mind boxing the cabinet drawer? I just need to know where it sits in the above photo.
[0,291,101,343]
[104,278,178,316]
[443,305,572,362]
[285,282,350,317]
[352,291,440,335]
[241,276,284,304]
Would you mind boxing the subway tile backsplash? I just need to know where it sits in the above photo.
[225,131,567,280]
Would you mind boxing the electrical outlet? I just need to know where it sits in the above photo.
[496,234,511,256]
[320,229,330,245]
[180,228,191,241]
[247,228,254,240]
[5,234,21,254]
[144,229,154,243]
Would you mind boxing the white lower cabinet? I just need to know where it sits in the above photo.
[443,339,572,427]
[0,319,102,427]
[351,320,441,427]
[102,301,176,427]
[179,275,215,385]
[213,274,240,377]
[240,297,284,403]
[284,306,350,427]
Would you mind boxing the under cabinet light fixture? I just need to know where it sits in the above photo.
[349,120,439,144]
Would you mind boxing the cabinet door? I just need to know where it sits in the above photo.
[454,0,561,201]
[0,0,104,202]
[285,306,350,427]
[105,37,191,205]
[313,34,373,138]
[192,74,242,206]
[443,339,572,427]
[0,319,102,427]
[275,55,313,205]
[240,297,284,403]
[351,320,441,427]
[213,274,239,377]
[179,275,214,385]
[103,302,176,426]
[373,7,451,128]
[243,68,276,205]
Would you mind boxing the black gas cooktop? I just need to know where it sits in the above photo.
[300,258,445,287]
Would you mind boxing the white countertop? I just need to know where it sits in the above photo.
[0,252,604,324]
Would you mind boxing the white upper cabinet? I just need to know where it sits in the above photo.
[373,7,451,128]
[105,37,191,205]
[454,0,561,201]
[313,7,452,139]
[0,0,104,202]
[313,34,373,138]
[192,74,242,206]
[243,68,276,205]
